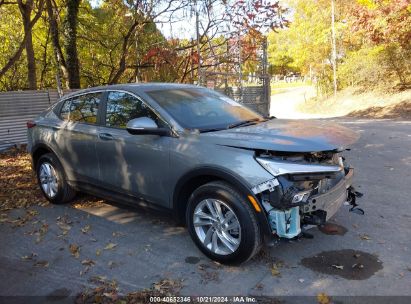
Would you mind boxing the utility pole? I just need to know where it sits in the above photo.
[195,0,202,86]
[331,0,337,97]
[135,29,139,83]
[262,36,270,117]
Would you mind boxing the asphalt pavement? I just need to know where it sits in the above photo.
[0,118,410,303]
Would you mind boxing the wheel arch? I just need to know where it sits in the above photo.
[31,143,58,169]
[172,166,272,236]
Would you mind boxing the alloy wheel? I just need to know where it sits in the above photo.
[193,199,241,255]
[39,162,59,198]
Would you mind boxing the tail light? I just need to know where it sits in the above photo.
[27,120,36,129]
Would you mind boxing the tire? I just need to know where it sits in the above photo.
[36,153,76,204]
[186,181,262,264]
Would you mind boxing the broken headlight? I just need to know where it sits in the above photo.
[255,157,342,177]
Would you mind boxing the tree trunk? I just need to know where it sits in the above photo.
[23,16,37,89]
[0,0,43,81]
[46,0,69,88]
[17,0,44,90]
[64,0,81,88]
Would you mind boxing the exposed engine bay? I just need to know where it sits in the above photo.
[251,150,363,239]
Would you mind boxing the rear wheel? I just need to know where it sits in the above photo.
[186,181,262,264]
[36,153,76,204]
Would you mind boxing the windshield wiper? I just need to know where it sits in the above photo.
[199,127,226,133]
[227,118,261,129]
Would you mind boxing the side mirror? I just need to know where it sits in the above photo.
[126,117,171,136]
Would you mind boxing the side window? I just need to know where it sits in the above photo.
[60,99,71,121]
[105,91,164,128]
[63,93,101,124]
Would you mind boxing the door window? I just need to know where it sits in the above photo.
[105,91,164,128]
[60,99,71,121]
[60,93,101,124]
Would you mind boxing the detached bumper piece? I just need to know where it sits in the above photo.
[268,207,301,239]
[347,186,364,215]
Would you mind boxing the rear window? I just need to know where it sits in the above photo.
[60,93,101,124]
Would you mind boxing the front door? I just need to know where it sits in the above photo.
[56,92,102,183]
[96,91,171,208]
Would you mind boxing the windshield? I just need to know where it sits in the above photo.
[147,88,263,131]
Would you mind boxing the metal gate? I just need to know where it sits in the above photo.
[201,38,270,117]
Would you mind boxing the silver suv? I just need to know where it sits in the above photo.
[28,83,360,264]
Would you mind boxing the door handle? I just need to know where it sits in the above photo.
[98,133,114,140]
[51,124,61,131]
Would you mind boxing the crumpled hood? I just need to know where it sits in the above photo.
[201,119,359,152]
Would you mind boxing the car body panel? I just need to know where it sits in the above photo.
[95,124,171,207]
[168,135,275,204]
[56,121,100,182]
[200,119,359,152]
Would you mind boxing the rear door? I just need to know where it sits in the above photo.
[95,90,171,208]
[56,92,102,183]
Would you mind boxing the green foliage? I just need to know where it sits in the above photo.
[0,0,287,91]
[338,46,386,88]
[267,0,411,94]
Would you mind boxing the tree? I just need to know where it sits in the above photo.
[45,0,69,88]
[0,0,44,89]
[64,0,81,88]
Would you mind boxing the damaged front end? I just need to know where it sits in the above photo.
[251,151,363,239]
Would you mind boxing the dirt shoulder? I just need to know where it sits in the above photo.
[296,87,411,119]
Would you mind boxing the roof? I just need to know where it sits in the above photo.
[61,83,200,100]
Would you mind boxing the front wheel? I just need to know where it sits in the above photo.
[186,181,262,264]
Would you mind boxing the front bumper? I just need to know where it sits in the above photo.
[303,168,354,220]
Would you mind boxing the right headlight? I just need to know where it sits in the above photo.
[255,157,342,177]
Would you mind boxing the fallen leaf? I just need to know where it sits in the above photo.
[56,221,71,231]
[270,265,281,277]
[21,253,37,261]
[104,243,117,250]
[332,264,344,270]
[35,223,49,243]
[81,225,91,234]
[317,292,331,304]
[96,249,101,256]
[298,278,305,283]
[255,283,264,290]
[81,259,95,266]
[152,279,182,293]
[33,260,49,268]
[27,210,39,217]
[89,275,107,285]
[360,234,371,240]
[69,244,80,258]
[108,261,117,269]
